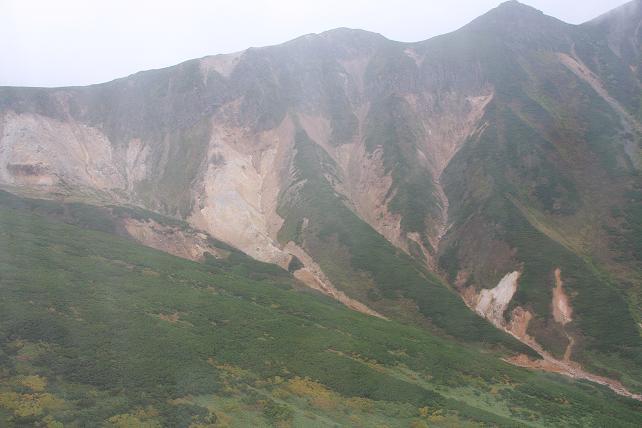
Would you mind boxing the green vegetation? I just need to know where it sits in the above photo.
[277,129,527,349]
[286,255,304,273]
[137,116,212,217]
[608,186,642,267]
[365,95,441,240]
[440,84,642,389]
[0,196,641,426]
[0,2,641,426]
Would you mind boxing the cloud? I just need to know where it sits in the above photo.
[0,0,628,87]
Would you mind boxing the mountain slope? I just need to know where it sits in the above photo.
[433,0,642,389]
[0,0,641,399]
[0,194,641,426]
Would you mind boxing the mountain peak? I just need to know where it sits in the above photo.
[319,27,384,38]
[496,0,535,10]
[277,27,388,58]
[460,0,569,40]
[583,0,642,64]
[586,0,641,26]
[473,1,549,24]
[318,27,388,48]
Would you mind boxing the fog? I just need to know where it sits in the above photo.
[0,0,629,87]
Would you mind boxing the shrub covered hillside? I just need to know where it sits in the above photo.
[0,1,641,426]
[0,193,641,426]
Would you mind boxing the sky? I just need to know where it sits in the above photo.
[0,0,630,87]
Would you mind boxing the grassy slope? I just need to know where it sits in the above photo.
[440,88,642,391]
[277,129,529,351]
[426,6,642,391]
[363,60,442,246]
[0,197,641,426]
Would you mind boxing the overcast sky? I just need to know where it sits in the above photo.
[0,0,629,88]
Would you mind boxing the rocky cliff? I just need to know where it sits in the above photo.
[1,0,641,396]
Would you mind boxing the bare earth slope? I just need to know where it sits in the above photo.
[1,0,641,398]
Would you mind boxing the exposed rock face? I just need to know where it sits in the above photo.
[552,268,573,326]
[507,306,533,339]
[471,271,521,327]
[284,241,385,318]
[122,218,224,261]
[469,269,641,401]
[0,112,126,192]
[188,118,293,268]
[1,0,641,398]
[558,52,642,141]
[199,51,244,80]
[506,353,642,401]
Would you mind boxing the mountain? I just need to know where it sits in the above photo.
[0,0,641,423]
[1,190,641,426]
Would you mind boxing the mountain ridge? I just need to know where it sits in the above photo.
[0,0,641,402]
[1,1,629,91]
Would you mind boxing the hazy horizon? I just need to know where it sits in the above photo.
[1,0,630,88]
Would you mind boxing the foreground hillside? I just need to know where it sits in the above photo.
[0,194,641,426]
[0,2,641,424]
[1,2,640,390]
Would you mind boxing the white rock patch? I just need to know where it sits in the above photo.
[0,112,125,191]
[474,271,521,327]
